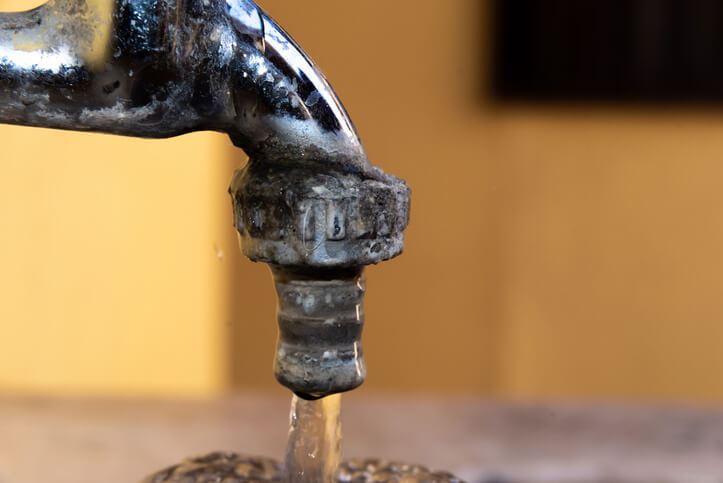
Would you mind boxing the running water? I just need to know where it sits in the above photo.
[141,392,462,482]
[283,394,342,483]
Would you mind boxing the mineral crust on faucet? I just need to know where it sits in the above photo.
[230,160,410,399]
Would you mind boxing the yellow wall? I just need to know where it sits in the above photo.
[490,110,723,403]
[230,1,723,403]
[0,126,238,396]
[5,0,723,403]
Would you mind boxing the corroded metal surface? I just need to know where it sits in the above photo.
[141,452,463,483]
[0,0,367,169]
[0,0,412,399]
[229,159,409,398]
[229,161,410,269]
[273,273,367,399]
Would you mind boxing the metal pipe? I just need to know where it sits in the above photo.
[0,0,367,171]
[0,0,410,398]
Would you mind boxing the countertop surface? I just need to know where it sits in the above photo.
[1,394,723,483]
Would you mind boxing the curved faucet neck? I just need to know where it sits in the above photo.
[0,0,369,173]
[0,0,411,398]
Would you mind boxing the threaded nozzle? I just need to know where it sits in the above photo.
[272,268,366,399]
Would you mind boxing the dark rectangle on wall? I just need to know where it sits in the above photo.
[492,0,723,103]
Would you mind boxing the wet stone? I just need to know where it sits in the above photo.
[338,459,465,483]
[142,453,282,483]
[142,453,464,483]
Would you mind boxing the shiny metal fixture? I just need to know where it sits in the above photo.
[0,0,367,168]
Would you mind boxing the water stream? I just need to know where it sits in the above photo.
[283,394,342,483]
[142,390,461,482]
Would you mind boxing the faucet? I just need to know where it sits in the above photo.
[0,0,409,398]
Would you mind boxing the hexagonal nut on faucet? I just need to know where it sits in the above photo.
[229,160,410,398]
[229,161,410,269]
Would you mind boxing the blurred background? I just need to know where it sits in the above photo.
[8,1,723,481]
[4,0,723,406]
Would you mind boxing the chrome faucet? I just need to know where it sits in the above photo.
[0,0,410,398]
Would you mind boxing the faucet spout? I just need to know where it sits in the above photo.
[0,0,368,172]
[0,0,410,398]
